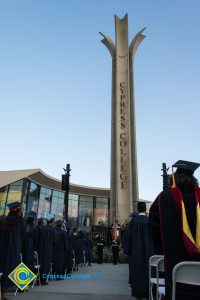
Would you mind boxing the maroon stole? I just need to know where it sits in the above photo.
[171,187,200,257]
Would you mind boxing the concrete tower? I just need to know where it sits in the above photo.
[100,14,145,223]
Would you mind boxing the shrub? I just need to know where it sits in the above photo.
[92,246,128,263]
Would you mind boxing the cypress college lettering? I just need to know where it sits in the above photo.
[101,14,144,221]
[119,82,128,189]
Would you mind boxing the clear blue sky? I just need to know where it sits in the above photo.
[0,0,200,202]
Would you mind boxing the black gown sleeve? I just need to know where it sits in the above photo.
[149,196,163,254]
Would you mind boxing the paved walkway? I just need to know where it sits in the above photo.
[9,263,133,300]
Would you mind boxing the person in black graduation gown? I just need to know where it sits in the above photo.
[122,223,131,286]
[122,213,138,288]
[37,213,55,284]
[78,231,86,266]
[128,202,154,299]
[80,231,88,266]
[86,233,93,266]
[0,216,6,296]
[0,215,5,244]
[71,228,83,271]
[63,222,74,274]
[111,239,120,265]
[0,201,25,300]
[22,211,38,273]
[149,160,200,300]
[52,220,67,278]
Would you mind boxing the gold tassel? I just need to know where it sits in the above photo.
[171,167,176,188]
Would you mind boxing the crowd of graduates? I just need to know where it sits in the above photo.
[0,202,93,300]
[1,160,200,300]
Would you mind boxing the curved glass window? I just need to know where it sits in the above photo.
[5,180,24,215]
[94,197,109,226]
[38,187,52,219]
[78,196,93,230]
[25,181,40,215]
[0,186,8,215]
[68,194,78,228]
[51,190,64,220]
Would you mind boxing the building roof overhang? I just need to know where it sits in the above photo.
[0,169,110,197]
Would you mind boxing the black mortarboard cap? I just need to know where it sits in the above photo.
[173,160,200,175]
[7,201,21,210]
[55,220,62,227]
[27,211,37,219]
[37,218,44,225]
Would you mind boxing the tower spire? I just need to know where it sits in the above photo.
[100,14,146,223]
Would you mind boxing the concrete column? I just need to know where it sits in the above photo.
[100,14,145,223]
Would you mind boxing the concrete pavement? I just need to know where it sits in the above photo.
[8,263,133,300]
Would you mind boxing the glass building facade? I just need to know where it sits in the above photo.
[0,170,110,231]
[0,179,65,219]
[68,194,109,232]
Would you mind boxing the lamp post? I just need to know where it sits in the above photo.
[62,164,71,221]
[161,163,169,190]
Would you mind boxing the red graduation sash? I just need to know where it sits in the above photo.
[171,187,200,257]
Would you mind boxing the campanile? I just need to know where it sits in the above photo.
[100,14,145,223]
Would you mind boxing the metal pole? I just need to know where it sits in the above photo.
[62,164,71,221]
[161,163,169,190]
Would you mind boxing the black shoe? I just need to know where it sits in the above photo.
[88,264,92,266]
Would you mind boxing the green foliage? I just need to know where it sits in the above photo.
[92,245,128,264]
[102,247,113,262]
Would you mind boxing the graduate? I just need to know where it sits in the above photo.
[22,211,38,273]
[128,202,154,299]
[122,213,139,288]
[63,223,74,274]
[71,228,83,271]
[0,201,25,300]
[81,231,88,266]
[37,213,55,284]
[149,160,200,300]
[86,233,93,266]
[52,220,67,278]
